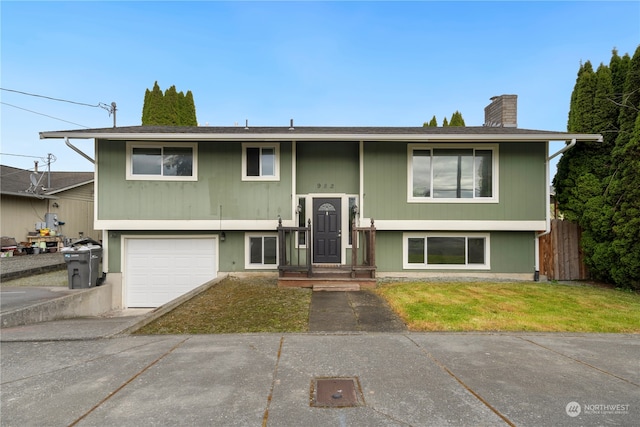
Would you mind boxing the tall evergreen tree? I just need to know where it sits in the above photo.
[554,45,640,290]
[141,82,197,126]
[449,111,465,126]
[141,81,165,125]
[442,117,449,126]
[429,115,438,127]
[163,85,180,125]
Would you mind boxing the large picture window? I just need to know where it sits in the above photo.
[242,143,280,181]
[409,145,496,202]
[404,233,490,269]
[127,142,197,181]
[245,234,278,269]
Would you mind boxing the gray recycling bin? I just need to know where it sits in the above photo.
[61,238,103,289]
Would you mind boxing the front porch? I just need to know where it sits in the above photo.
[276,219,377,290]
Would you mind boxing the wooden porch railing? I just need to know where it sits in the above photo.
[276,217,377,279]
[277,218,312,277]
[351,219,376,278]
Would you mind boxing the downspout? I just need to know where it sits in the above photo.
[534,139,576,281]
[65,137,95,164]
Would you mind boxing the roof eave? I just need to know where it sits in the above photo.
[1,191,58,200]
[45,180,94,195]
[40,131,603,142]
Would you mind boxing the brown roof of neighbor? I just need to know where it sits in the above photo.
[0,165,93,198]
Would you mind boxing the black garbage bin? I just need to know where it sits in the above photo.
[61,238,103,289]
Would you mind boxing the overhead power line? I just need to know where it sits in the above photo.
[0,102,89,128]
[1,87,101,108]
[1,87,117,126]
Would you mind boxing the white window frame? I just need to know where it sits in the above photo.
[242,143,280,181]
[245,233,279,269]
[126,141,198,181]
[407,144,499,203]
[402,232,491,270]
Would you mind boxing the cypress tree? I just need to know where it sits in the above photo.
[442,117,449,127]
[555,61,597,221]
[449,111,465,126]
[163,85,179,125]
[142,81,165,125]
[554,45,640,290]
[141,82,197,126]
[607,46,640,289]
[182,91,198,126]
[429,115,438,127]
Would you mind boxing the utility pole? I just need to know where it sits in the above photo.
[111,102,117,127]
[47,153,52,189]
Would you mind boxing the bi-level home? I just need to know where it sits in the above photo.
[40,95,601,308]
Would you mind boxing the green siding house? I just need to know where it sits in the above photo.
[40,95,601,308]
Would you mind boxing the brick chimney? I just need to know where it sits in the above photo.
[484,94,517,128]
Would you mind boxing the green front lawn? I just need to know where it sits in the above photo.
[375,281,640,333]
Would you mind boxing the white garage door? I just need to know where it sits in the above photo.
[125,238,217,308]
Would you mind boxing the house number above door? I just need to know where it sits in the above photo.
[317,183,335,189]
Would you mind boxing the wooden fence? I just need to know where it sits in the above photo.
[539,219,589,280]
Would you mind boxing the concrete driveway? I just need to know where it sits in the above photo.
[1,331,638,426]
[0,286,76,313]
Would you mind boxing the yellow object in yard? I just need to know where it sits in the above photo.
[40,228,49,236]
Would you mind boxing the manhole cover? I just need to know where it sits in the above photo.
[310,377,364,408]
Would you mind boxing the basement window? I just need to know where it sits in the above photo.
[245,234,278,269]
[403,233,490,270]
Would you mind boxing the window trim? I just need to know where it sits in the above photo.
[126,141,197,181]
[245,233,279,269]
[242,143,280,181]
[402,232,491,270]
[407,144,499,203]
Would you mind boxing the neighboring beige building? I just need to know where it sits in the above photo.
[1,165,99,246]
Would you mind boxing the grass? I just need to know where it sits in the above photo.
[135,277,640,334]
[374,281,640,333]
[135,276,311,334]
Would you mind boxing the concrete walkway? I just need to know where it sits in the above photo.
[309,290,407,332]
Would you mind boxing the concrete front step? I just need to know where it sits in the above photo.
[278,277,376,289]
[312,283,361,292]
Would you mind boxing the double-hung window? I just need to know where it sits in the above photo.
[404,233,490,269]
[127,142,197,181]
[245,234,278,269]
[409,145,497,202]
[242,143,280,181]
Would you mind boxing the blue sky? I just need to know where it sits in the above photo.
[1,1,638,174]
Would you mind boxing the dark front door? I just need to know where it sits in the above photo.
[313,198,341,264]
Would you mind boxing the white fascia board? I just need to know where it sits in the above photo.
[40,131,603,142]
[46,180,94,195]
[95,219,281,231]
[366,219,545,231]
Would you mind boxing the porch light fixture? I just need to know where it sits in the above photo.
[296,204,302,214]
[351,204,359,215]
[220,232,226,242]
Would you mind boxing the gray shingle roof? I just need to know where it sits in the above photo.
[0,165,93,198]
[43,125,565,135]
[40,125,602,142]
